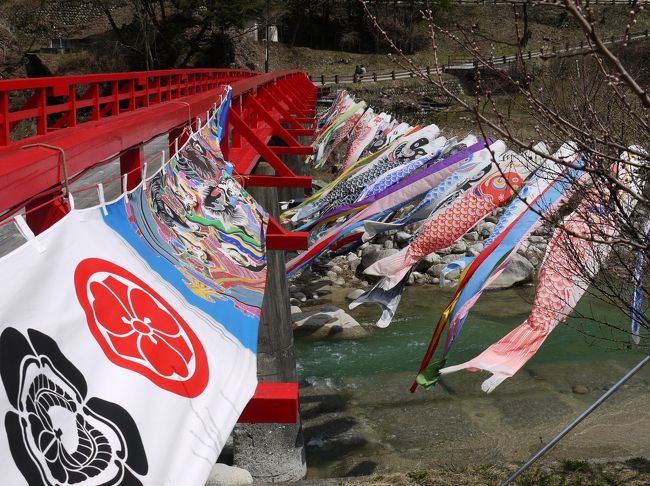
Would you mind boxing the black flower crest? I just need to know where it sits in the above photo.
[0,328,148,485]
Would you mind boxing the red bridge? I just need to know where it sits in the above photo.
[0,68,318,423]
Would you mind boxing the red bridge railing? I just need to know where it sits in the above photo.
[0,68,256,146]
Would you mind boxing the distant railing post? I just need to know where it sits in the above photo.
[37,88,47,135]
[120,145,144,191]
[373,72,377,82]
[426,66,431,76]
[321,74,325,86]
[391,70,396,80]
[0,91,8,145]
[334,74,339,84]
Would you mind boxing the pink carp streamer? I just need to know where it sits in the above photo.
[364,146,529,289]
[440,189,629,392]
[341,110,389,172]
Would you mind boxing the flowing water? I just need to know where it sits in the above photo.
[294,285,650,478]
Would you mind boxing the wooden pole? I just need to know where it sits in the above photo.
[233,161,306,482]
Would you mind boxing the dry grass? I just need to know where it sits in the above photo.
[340,458,650,486]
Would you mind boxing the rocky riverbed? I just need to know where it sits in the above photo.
[287,207,552,337]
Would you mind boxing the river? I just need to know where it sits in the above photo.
[295,285,650,478]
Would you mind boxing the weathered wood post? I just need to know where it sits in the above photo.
[278,136,309,202]
[232,162,306,482]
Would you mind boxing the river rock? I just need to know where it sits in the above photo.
[383,240,394,250]
[572,384,589,395]
[412,271,425,282]
[395,231,412,243]
[292,306,368,339]
[464,231,479,242]
[442,253,462,264]
[477,221,496,237]
[346,289,365,300]
[426,263,446,278]
[528,235,546,244]
[331,265,343,275]
[488,254,534,289]
[290,305,302,314]
[362,243,382,255]
[334,278,346,286]
[349,260,360,273]
[441,269,460,282]
[415,252,441,271]
[293,292,307,302]
[326,270,338,279]
[450,240,467,254]
[205,463,253,486]
[361,248,399,270]
[347,253,360,262]
[290,298,301,306]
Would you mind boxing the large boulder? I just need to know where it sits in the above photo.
[205,464,253,486]
[488,254,535,289]
[292,306,368,339]
[361,248,399,271]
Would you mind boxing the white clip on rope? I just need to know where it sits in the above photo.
[14,215,45,253]
[161,151,166,176]
[122,174,129,202]
[97,183,108,216]
[142,162,148,190]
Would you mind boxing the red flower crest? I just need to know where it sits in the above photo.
[75,258,208,397]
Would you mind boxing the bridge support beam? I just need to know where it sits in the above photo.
[120,145,144,190]
[233,161,306,482]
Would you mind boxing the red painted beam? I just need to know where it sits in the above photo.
[238,382,298,423]
[266,218,309,250]
[234,175,312,189]
[270,146,313,155]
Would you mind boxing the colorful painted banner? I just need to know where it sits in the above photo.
[0,91,268,485]
[294,125,441,227]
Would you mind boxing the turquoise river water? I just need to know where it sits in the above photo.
[293,285,650,478]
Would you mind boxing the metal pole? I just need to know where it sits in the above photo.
[264,0,269,73]
[501,354,650,486]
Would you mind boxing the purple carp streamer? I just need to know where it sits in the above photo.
[351,144,535,327]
